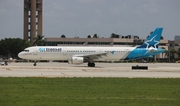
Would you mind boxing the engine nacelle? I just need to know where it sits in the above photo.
[68,57,84,65]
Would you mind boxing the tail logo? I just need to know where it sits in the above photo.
[144,35,159,49]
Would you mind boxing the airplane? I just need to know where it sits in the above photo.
[18,28,165,67]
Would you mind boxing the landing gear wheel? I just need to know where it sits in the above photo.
[92,63,95,67]
[87,62,95,67]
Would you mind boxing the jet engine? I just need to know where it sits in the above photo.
[68,57,84,65]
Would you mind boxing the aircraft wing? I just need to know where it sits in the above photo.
[73,52,108,60]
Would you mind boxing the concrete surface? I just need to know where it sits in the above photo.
[0,62,180,78]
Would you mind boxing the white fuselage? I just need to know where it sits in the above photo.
[18,46,136,61]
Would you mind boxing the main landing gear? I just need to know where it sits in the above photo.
[88,62,95,67]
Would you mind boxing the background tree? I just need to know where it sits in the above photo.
[110,33,116,38]
[87,35,91,38]
[170,48,176,61]
[93,34,98,38]
[115,34,119,38]
[61,34,66,38]
[33,34,45,46]
[160,48,172,62]
[0,38,31,58]
[110,33,119,38]
[0,39,10,57]
[176,48,180,59]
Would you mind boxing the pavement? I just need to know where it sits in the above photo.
[0,62,180,78]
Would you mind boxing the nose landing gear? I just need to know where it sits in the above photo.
[33,61,37,66]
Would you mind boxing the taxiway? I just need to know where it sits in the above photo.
[0,62,180,78]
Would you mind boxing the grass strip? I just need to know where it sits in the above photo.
[0,77,180,106]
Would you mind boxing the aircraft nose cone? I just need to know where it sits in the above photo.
[18,52,23,58]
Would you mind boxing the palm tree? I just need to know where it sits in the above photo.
[33,34,45,46]
[176,48,180,59]
[164,50,170,62]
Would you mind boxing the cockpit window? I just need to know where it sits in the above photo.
[24,50,29,52]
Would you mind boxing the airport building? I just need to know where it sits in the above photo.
[168,35,180,59]
[23,0,43,44]
[44,37,168,47]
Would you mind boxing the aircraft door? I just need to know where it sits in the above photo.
[33,48,38,55]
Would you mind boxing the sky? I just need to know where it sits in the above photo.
[0,0,180,40]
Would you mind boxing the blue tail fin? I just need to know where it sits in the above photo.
[137,28,163,49]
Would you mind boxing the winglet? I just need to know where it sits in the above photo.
[137,28,163,49]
